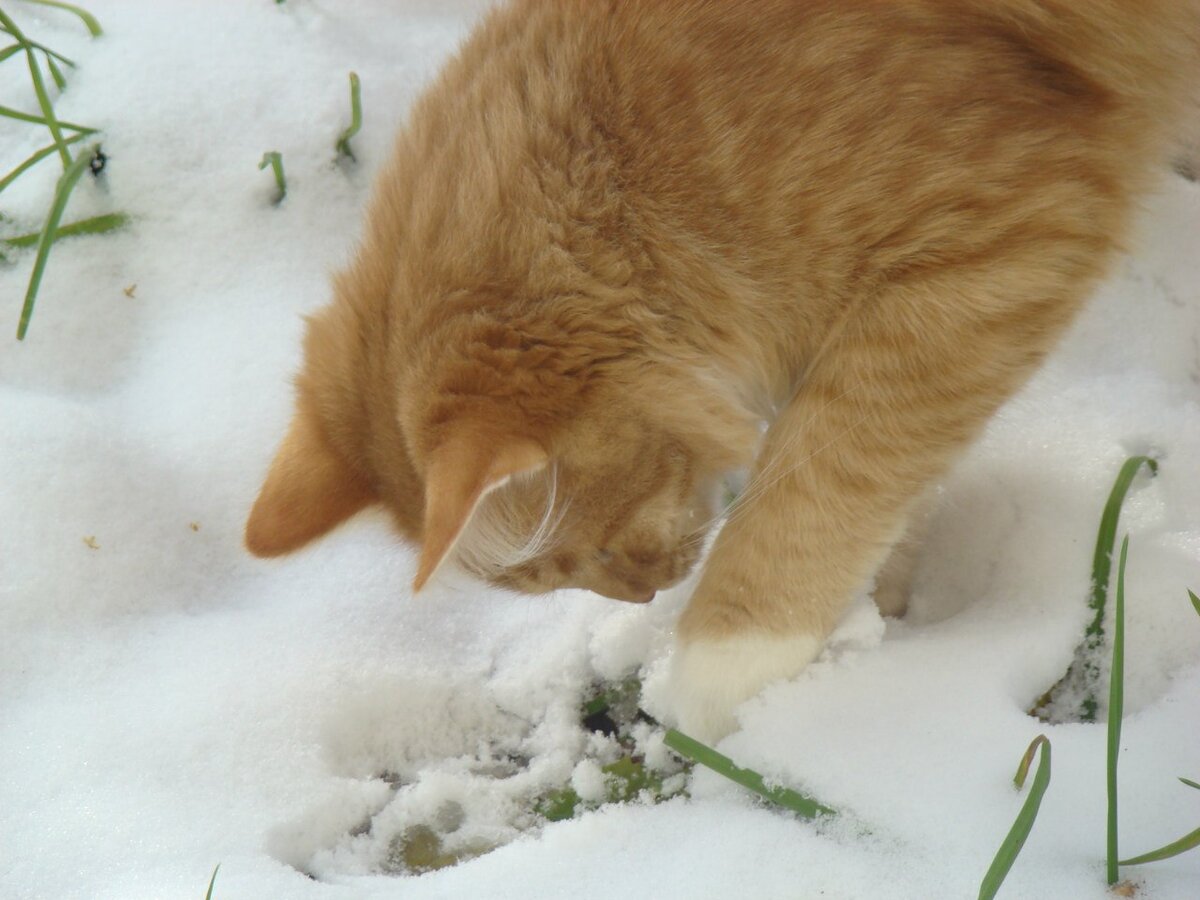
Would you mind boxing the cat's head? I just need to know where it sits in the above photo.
[245,302,759,602]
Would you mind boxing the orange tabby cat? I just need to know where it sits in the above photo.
[246,0,1200,739]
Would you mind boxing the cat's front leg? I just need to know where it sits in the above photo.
[667,278,1082,740]
[666,411,908,741]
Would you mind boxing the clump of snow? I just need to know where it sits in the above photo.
[2,2,1199,898]
[570,760,609,805]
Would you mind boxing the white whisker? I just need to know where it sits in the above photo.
[454,463,568,578]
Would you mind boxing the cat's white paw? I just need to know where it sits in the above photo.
[666,632,822,742]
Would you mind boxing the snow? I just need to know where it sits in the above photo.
[2,2,1199,898]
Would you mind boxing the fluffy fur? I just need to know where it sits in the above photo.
[247,0,1200,738]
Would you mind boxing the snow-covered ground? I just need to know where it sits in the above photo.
[2,3,1199,898]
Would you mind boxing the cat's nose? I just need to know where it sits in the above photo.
[592,547,660,602]
[609,587,657,603]
[592,581,656,603]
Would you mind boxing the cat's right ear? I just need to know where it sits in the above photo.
[245,407,376,557]
[412,433,548,593]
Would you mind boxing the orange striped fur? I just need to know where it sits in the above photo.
[247,0,1199,735]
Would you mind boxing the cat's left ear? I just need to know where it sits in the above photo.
[245,406,377,557]
[413,434,548,593]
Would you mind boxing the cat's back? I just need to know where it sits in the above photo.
[588,0,1198,221]
[359,0,1198,333]
[444,0,1196,240]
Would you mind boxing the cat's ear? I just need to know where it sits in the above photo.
[413,434,547,593]
[245,407,376,557]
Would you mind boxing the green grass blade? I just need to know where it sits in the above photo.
[258,151,286,202]
[1028,457,1156,723]
[1013,735,1047,790]
[0,130,88,194]
[1189,590,1200,617]
[3,211,129,249]
[45,51,66,89]
[15,144,95,339]
[0,7,73,168]
[0,103,95,133]
[1087,458,1156,643]
[23,49,70,166]
[1106,534,1129,885]
[1119,825,1200,866]
[204,863,220,900]
[978,735,1052,900]
[1078,456,1156,721]
[335,71,362,161]
[2,35,76,66]
[20,0,103,37]
[663,729,835,819]
[1180,777,1200,791]
[0,43,22,63]
[0,7,28,41]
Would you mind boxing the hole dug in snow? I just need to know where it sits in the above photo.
[268,675,686,879]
